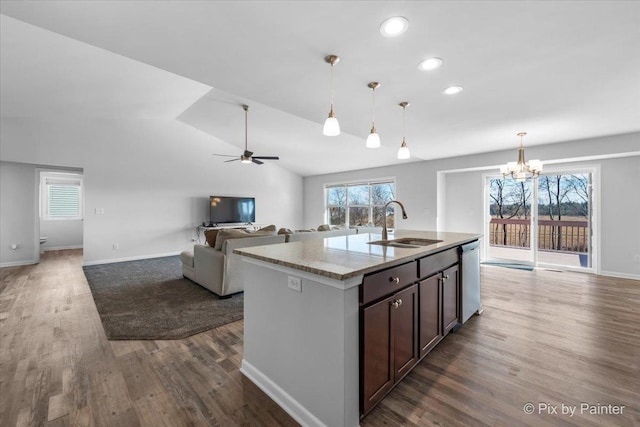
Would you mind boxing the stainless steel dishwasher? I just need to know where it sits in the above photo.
[461,240,481,323]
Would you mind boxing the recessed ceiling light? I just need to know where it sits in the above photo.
[379,16,409,37]
[418,57,443,71]
[443,86,463,95]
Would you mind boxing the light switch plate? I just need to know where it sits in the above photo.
[287,276,302,292]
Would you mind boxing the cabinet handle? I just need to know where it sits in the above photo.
[390,277,400,285]
[391,299,403,309]
[443,274,449,281]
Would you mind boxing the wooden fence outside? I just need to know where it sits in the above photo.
[489,218,589,252]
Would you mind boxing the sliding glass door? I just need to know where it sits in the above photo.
[486,169,594,270]
[536,172,592,268]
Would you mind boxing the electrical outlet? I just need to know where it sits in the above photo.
[287,276,302,292]
[113,243,119,250]
[95,208,104,215]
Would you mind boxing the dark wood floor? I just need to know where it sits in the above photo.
[1,250,638,426]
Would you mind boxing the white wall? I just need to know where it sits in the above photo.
[0,162,36,266]
[304,132,640,278]
[1,117,304,265]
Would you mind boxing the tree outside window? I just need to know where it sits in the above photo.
[326,180,395,228]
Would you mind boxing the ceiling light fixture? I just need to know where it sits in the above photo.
[397,102,411,160]
[366,82,381,148]
[379,16,409,37]
[500,132,543,182]
[323,54,340,136]
[443,86,463,95]
[418,57,443,71]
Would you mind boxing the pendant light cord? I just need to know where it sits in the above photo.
[371,87,376,128]
[402,105,406,142]
[330,63,334,112]
[245,107,248,151]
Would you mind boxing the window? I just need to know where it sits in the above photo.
[42,173,83,220]
[325,180,395,228]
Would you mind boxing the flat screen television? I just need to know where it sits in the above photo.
[209,196,255,224]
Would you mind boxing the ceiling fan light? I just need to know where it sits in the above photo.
[241,157,252,164]
[323,116,340,136]
[366,131,381,148]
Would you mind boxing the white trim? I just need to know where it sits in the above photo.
[240,359,328,427]
[599,271,640,281]
[240,256,363,290]
[82,251,181,266]
[0,259,37,268]
[44,245,83,251]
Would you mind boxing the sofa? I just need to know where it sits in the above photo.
[180,225,379,297]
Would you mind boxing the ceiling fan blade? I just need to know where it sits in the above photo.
[252,159,264,165]
[212,153,240,157]
[244,150,254,158]
[224,158,240,163]
[252,156,279,160]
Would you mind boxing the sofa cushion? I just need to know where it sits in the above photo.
[204,229,219,247]
[317,224,331,231]
[180,250,194,267]
[278,227,293,235]
[214,228,250,250]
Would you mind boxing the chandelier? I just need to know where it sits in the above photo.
[500,132,543,182]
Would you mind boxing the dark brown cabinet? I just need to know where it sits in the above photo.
[441,264,460,335]
[418,274,441,357]
[361,283,418,415]
[361,244,469,417]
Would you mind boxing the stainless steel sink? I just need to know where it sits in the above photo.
[367,237,443,248]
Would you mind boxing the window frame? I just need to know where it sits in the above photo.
[41,173,84,221]
[324,178,396,228]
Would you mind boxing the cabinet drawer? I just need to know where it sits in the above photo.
[361,261,416,305]
[418,248,458,279]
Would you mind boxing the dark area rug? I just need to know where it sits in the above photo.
[83,256,243,340]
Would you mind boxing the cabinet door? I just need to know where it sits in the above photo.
[442,264,460,335]
[419,275,442,357]
[392,284,419,381]
[362,294,394,415]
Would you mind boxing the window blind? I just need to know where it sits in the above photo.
[47,184,81,218]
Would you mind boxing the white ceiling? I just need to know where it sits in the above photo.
[1,1,639,176]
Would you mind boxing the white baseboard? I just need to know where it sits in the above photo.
[240,359,327,427]
[600,270,640,280]
[82,251,181,267]
[44,245,83,251]
[0,259,37,268]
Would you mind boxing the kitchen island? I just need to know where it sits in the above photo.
[235,230,481,427]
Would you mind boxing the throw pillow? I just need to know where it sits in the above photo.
[256,224,277,233]
[278,228,293,235]
[317,224,331,231]
[214,228,250,250]
[204,229,219,247]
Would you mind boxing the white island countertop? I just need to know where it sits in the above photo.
[235,229,481,281]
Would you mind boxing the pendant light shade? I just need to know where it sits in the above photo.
[500,132,543,181]
[397,102,411,159]
[323,55,340,136]
[366,82,381,148]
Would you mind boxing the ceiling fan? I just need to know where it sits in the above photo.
[212,104,280,165]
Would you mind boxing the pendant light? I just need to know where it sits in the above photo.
[397,102,411,159]
[500,132,543,182]
[323,55,340,136]
[366,82,381,148]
